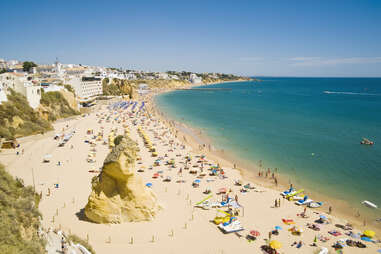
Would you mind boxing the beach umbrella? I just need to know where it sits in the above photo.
[219,187,227,193]
[275,226,282,230]
[194,179,201,183]
[363,230,375,238]
[250,230,260,237]
[269,240,282,249]
[319,215,327,220]
[146,183,152,187]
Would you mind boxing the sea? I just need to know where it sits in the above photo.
[155,78,381,222]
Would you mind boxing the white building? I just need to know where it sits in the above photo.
[67,76,103,100]
[157,72,169,80]
[138,83,150,95]
[40,83,63,93]
[190,73,202,84]
[0,73,41,108]
[0,83,7,104]
[65,66,87,76]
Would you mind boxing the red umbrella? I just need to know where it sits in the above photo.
[218,188,227,194]
[250,230,260,237]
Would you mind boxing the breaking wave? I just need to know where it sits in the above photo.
[323,91,380,96]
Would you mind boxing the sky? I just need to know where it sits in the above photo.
[1,0,381,77]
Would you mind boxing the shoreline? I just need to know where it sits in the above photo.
[149,83,381,236]
[1,80,380,253]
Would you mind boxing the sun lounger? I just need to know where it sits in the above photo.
[218,220,244,234]
[281,188,295,196]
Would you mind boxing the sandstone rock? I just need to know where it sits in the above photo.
[84,136,160,223]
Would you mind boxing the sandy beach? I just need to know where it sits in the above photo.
[1,94,380,254]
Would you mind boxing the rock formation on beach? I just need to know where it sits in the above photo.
[84,136,160,223]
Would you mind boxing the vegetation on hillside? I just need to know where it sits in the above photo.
[67,234,96,254]
[40,91,79,121]
[0,163,45,254]
[64,84,75,96]
[102,78,134,98]
[0,90,52,139]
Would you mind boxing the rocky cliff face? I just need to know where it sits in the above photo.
[84,136,160,223]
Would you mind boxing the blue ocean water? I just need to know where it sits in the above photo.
[155,78,381,216]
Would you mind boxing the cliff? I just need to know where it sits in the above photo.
[84,136,160,223]
[0,90,52,139]
[39,91,79,121]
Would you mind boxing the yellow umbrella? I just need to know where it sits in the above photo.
[363,230,375,238]
[269,240,282,249]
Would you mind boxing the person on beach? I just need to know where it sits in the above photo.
[61,237,65,252]
[278,198,281,207]
[329,206,332,214]
[274,177,278,186]
[275,199,278,207]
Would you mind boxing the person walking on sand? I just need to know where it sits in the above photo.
[329,206,332,214]
[274,177,278,186]
[275,199,278,208]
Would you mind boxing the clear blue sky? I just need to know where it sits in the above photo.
[1,0,381,77]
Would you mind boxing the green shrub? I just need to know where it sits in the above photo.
[0,164,45,254]
[64,84,75,96]
[67,234,96,254]
[114,135,124,146]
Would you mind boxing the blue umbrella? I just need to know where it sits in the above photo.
[320,215,327,220]
[275,226,282,230]
[361,236,373,242]
[194,179,201,183]
[146,183,152,187]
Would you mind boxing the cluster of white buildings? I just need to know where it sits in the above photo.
[0,58,104,109]
[0,57,214,109]
[190,73,202,84]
